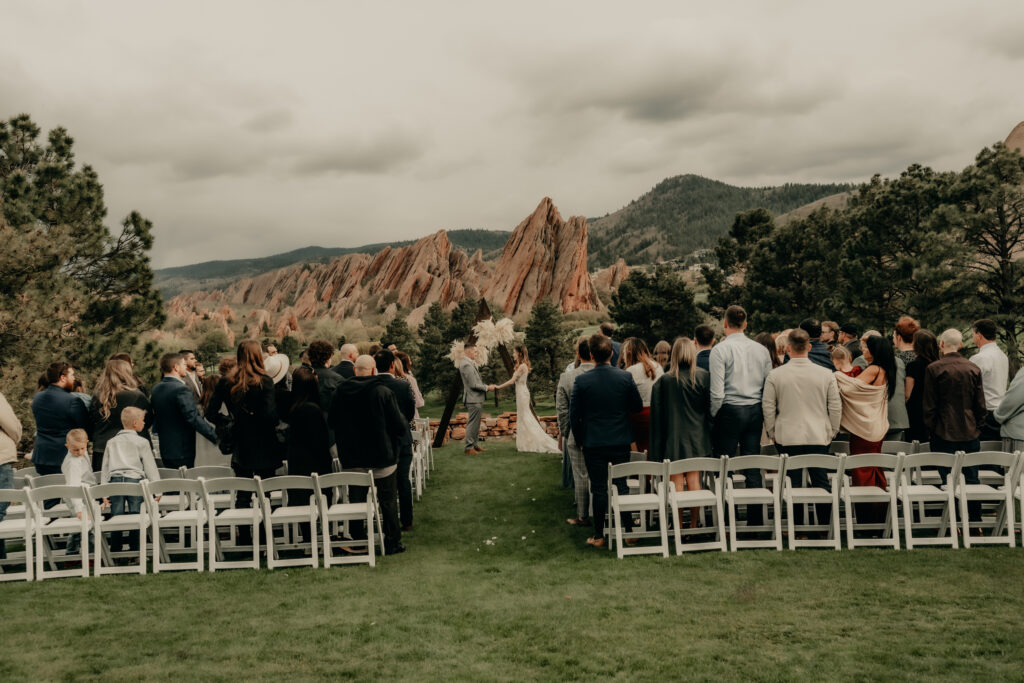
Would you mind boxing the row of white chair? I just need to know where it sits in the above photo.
[606,450,1023,559]
[0,473,384,582]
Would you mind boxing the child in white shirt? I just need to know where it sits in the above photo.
[61,429,95,554]
[100,407,159,551]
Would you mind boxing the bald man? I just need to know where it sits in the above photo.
[336,343,359,380]
[328,355,405,554]
[922,328,988,523]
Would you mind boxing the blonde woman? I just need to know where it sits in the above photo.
[493,346,560,454]
[619,337,663,454]
[653,340,671,372]
[650,337,711,528]
[88,359,150,472]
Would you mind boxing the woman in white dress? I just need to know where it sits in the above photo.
[619,337,664,455]
[494,346,561,454]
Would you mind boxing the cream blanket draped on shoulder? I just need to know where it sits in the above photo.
[834,372,889,442]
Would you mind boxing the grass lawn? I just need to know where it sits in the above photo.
[4,440,1024,680]
[418,390,556,420]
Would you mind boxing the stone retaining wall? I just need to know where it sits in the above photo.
[430,412,559,443]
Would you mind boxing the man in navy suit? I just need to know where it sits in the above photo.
[30,362,90,475]
[151,352,217,469]
[570,333,642,548]
[373,349,417,531]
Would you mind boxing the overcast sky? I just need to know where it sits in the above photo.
[4,1,1024,268]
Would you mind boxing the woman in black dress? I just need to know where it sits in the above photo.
[285,367,332,479]
[89,359,151,472]
[904,329,940,443]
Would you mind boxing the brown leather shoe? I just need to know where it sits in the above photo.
[473,446,486,453]
[585,537,606,548]
[567,517,592,527]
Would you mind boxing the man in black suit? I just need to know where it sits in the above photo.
[569,333,643,548]
[151,352,217,469]
[178,349,203,402]
[374,349,416,531]
[335,343,358,380]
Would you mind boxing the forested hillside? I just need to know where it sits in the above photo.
[587,175,854,267]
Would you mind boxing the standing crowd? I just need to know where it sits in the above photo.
[0,339,426,557]
[557,310,1024,547]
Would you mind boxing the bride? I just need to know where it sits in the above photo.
[493,346,561,454]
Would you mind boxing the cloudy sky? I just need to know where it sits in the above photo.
[4,1,1023,268]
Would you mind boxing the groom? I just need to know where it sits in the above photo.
[459,344,492,454]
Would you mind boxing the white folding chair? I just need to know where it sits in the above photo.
[607,460,669,558]
[955,451,1018,548]
[28,485,92,580]
[840,453,902,549]
[660,458,727,554]
[978,442,1011,485]
[88,482,149,576]
[144,478,206,573]
[258,476,319,569]
[881,441,915,455]
[202,477,263,571]
[723,455,783,551]
[898,451,960,549]
[780,453,843,550]
[0,487,35,581]
[26,473,72,518]
[314,472,380,568]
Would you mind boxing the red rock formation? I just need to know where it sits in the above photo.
[482,198,602,314]
[593,258,630,290]
[1007,121,1024,154]
[167,198,612,328]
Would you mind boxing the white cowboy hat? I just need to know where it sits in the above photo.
[263,354,290,385]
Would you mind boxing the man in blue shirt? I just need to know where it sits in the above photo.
[694,324,715,372]
[709,305,773,527]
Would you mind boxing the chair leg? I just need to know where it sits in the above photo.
[786,497,795,550]
[902,496,914,550]
[728,498,737,552]
[831,492,841,550]
[659,506,669,558]
[960,493,971,549]
[773,502,782,551]
[672,502,682,555]
[844,495,854,549]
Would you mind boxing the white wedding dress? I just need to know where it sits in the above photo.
[511,365,561,454]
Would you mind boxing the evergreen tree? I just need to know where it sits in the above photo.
[0,114,164,439]
[383,316,419,366]
[524,299,566,393]
[610,267,703,344]
[416,302,451,394]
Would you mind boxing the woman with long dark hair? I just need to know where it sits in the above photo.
[89,359,151,472]
[835,334,894,523]
[31,362,90,475]
[285,367,332,478]
[619,337,663,454]
[754,332,781,370]
[904,329,940,442]
[223,340,280,515]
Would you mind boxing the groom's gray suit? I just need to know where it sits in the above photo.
[459,357,488,451]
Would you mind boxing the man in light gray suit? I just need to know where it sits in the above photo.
[762,328,842,524]
[460,344,491,454]
[556,337,595,526]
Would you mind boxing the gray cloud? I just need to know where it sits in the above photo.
[243,108,295,133]
[291,134,425,176]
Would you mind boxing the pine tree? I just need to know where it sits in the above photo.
[416,302,451,394]
[0,114,164,440]
[524,299,566,393]
[383,316,419,366]
[610,267,703,343]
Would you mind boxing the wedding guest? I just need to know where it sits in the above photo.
[285,367,332,541]
[374,349,416,532]
[893,316,920,365]
[330,355,406,554]
[570,333,642,548]
[839,323,861,360]
[61,429,95,554]
[763,329,842,525]
[599,322,622,368]
[109,352,147,396]
[694,324,715,372]
[995,366,1024,454]
[653,340,671,373]
[336,344,359,380]
[557,337,595,527]
[754,332,780,370]
[904,329,940,442]
[178,349,203,402]
[856,331,909,440]
[0,390,22,554]
[774,331,791,368]
[224,340,281,492]
[88,358,151,472]
[923,328,987,522]
[831,345,861,377]
[100,406,159,552]
[709,305,773,527]
[307,340,343,416]
[821,321,840,349]
[394,351,425,419]
[32,362,90,476]
[649,337,711,529]
[71,378,92,408]
[835,335,893,524]
[263,352,292,415]
[151,353,217,469]
[798,318,835,371]
[971,319,1009,441]
[620,337,663,454]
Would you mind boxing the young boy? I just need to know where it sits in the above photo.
[61,428,96,555]
[101,406,159,552]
